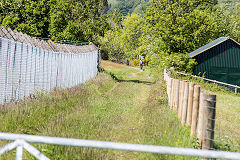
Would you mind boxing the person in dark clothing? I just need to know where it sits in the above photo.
[139,59,143,70]
[126,58,129,65]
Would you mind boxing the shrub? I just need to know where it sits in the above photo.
[142,57,149,65]
[132,59,140,66]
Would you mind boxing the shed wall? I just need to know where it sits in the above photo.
[193,39,240,86]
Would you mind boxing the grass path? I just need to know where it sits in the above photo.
[107,83,151,159]
[0,61,197,159]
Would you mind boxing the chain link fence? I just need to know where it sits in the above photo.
[207,99,240,152]
[0,37,98,105]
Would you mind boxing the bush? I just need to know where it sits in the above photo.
[142,57,149,65]
[132,59,140,66]
[149,52,197,73]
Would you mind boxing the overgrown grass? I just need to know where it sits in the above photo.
[0,61,199,159]
[171,71,240,152]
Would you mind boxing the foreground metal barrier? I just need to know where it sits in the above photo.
[0,132,240,160]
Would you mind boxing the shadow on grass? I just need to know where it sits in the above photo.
[101,68,156,85]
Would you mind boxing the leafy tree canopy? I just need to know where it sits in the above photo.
[0,0,109,42]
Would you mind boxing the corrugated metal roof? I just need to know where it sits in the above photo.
[189,37,230,58]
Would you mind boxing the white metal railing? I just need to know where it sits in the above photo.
[0,132,240,160]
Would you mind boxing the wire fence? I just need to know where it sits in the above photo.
[207,99,240,152]
[0,36,99,105]
[164,69,240,153]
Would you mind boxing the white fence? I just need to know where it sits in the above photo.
[0,37,98,105]
[0,132,240,160]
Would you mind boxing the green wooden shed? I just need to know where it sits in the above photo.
[189,37,240,86]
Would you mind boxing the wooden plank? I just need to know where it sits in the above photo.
[178,80,185,119]
[181,81,189,125]
[174,79,180,111]
[191,85,200,137]
[187,82,195,126]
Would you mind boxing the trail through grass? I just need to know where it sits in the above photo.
[0,61,198,159]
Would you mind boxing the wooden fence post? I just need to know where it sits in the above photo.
[187,82,195,126]
[178,80,182,114]
[190,85,200,137]
[178,80,186,120]
[197,92,206,146]
[197,92,216,148]
[168,78,173,106]
[166,74,169,97]
[174,79,180,111]
[181,82,189,125]
[170,79,175,110]
[202,94,216,150]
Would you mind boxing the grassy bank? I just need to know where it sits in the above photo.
[0,61,198,159]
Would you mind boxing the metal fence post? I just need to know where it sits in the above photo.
[16,145,23,160]
[13,41,21,102]
[2,38,9,104]
[55,53,58,88]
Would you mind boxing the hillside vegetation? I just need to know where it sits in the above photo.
[108,0,150,16]
[100,0,240,73]
[218,0,240,10]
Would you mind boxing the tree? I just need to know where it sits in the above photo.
[1,0,51,37]
[145,0,225,54]
[48,0,109,42]
[121,13,144,58]
[230,4,240,41]
[100,27,125,60]
[0,0,109,42]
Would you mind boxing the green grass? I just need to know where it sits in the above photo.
[0,61,199,159]
[101,60,158,83]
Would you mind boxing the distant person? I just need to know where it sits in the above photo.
[139,59,144,70]
[126,58,129,65]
